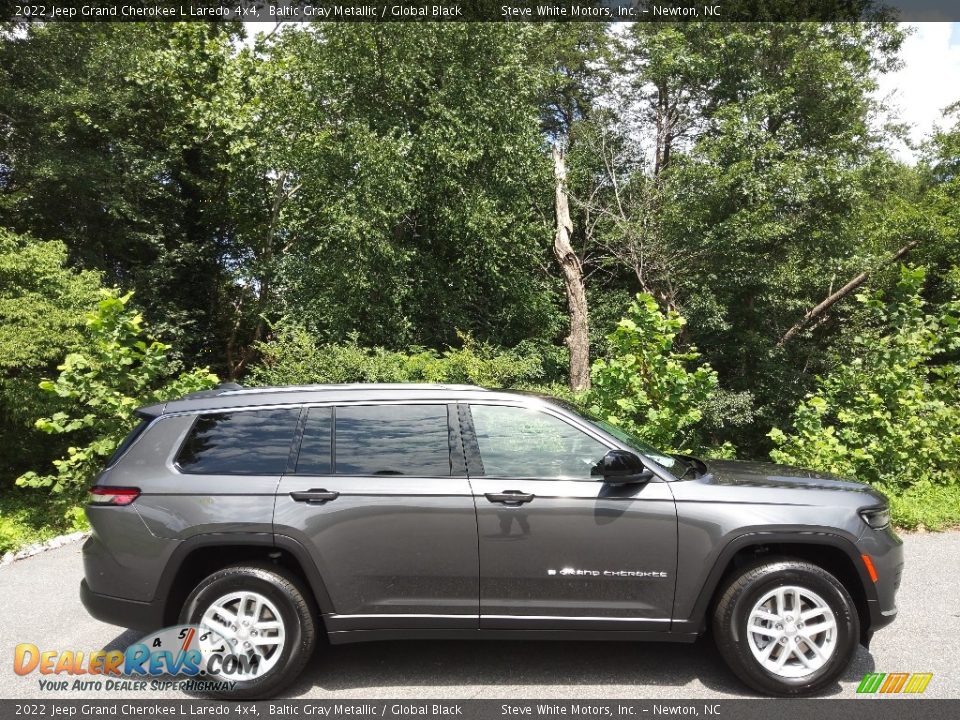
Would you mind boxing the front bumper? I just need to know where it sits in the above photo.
[859,524,904,641]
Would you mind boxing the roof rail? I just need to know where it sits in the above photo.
[181,382,244,400]
[217,382,488,395]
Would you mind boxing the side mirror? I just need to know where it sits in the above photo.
[592,449,655,485]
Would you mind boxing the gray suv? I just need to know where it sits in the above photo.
[81,384,902,698]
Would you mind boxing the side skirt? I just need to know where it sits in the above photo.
[326,628,699,645]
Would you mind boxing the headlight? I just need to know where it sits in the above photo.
[860,506,890,529]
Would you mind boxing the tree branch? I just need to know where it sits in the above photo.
[777,239,921,347]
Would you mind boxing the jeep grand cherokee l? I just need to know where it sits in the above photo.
[80,383,902,698]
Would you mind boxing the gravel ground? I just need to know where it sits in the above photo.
[0,531,956,700]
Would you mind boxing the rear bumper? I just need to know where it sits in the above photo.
[80,579,164,632]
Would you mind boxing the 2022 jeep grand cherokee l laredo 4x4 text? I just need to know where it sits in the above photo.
[80,383,902,698]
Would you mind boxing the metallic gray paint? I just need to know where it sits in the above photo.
[471,477,677,629]
[274,475,480,628]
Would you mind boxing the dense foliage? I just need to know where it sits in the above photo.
[770,267,960,527]
[588,294,718,453]
[1,21,958,544]
[16,292,218,502]
[0,230,103,485]
[249,323,546,388]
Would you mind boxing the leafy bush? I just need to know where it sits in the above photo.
[248,323,545,388]
[770,266,960,528]
[16,291,218,501]
[588,294,720,453]
[0,229,102,373]
[0,489,86,555]
[0,229,103,482]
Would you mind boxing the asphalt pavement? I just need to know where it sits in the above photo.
[1,531,957,700]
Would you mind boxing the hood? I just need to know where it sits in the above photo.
[702,458,875,495]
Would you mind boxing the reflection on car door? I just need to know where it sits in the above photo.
[274,403,479,632]
[464,403,678,631]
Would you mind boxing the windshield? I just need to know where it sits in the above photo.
[544,397,680,475]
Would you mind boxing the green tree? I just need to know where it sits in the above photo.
[0,229,102,482]
[0,23,249,368]
[652,22,906,451]
[237,24,561,360]
[770,266,960,525]
[16,291,218,502]
[248,322,544,389]
[588,294,719,452]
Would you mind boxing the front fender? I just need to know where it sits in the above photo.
[671,528,876,634]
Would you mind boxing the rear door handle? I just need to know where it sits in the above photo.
[290,489,339,504]
[485,490,535,506]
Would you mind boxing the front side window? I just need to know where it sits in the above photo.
[176,408,300,475]
[469,404,608,479]
[334,404,451,476]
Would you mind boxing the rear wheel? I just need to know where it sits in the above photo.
[712,559,859,696]
[180,563,317,699]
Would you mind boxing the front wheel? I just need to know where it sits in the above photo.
[180,563,317,699]
[712,559,860,696]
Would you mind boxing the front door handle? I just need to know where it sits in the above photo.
[290,489,339,504]
[485,490,535,506]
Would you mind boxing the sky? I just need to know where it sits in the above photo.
[876,22,960,162]
[244,21,960,163]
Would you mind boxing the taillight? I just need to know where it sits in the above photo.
[88,486,140,506]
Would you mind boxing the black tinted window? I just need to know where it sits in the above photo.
[335,405,450,476]
[177,409,300,475]
[296,407,333,475]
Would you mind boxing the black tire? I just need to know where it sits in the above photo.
[180,563,317,699]
[712,558,860,696]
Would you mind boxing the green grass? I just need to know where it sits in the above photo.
[886,482,960,531]
[0,488,86,555]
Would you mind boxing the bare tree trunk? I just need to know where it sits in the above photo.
[553,145,591,392]
[778,239,920,347]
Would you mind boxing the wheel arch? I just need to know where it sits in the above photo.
[678,531,877,644]
[155,533,335,628]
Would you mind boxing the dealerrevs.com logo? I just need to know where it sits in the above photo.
[13,625,259,693]
[857,672,933,694]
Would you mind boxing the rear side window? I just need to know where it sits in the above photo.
[177,408,300,475]
[334,404,451,476]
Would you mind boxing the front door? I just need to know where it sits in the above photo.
[464,403,678,631]
[274,402,479,632]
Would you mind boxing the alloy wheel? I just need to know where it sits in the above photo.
[745,585,838,678]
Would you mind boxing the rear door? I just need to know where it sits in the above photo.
[464,402,678,631]
[274,402,479,632]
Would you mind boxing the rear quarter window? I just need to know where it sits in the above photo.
[106,418,151,467]
[176,408,300,475]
